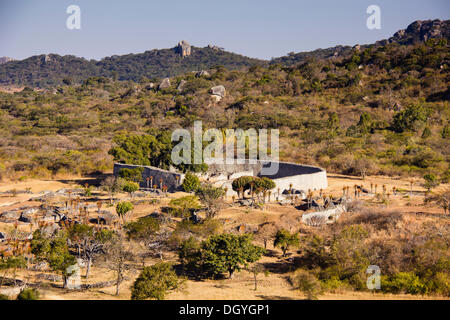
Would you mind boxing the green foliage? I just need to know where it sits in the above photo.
[0,293,9,300]
[17,288,41,300]
[109,132,207,173]
[442,124,450,139]
[118,167,144,183]
[116,201,134,222]
[131,262,182,300]
[125,216,160,241]
[274,229,300,257]
[421,127,431,139]
[122,181,139,197]
[181,172,201,193]
[169,195,201,219]
[0,256,27,271]
[293,269,323,300]
[423,173,440,191]
[195,184,226,219]
[178,237,203,273]
[392,104,430,133]
[231,176,275,198]
[31,230,76,287]
[200,234,265,278]
[382,272,427,295]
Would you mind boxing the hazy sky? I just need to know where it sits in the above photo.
[0,0,448,61]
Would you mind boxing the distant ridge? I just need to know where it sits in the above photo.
[0,57,14,64]
[0,19,448,87]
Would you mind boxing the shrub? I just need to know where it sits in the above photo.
[201,234,265,279]
[392,104,429,133]
[293,269,323,300]
[116,201,134,223]
[131,262,182,300]
[122,181,139,197]
[17,288,40,300]
[274,229,300,257]
[423,173,440,191]
[382,272,427,295]
[181,172,200,193]
[169,195,201,219]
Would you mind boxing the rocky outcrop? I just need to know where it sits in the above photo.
[387,19,450,45]
[196,70,210,78]
[176,40,191,57]
[210,85,226,101]
[158,78,171,90]
[0,57,14,64]
[177,80,187,92]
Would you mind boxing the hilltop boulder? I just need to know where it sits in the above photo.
[159,78,171,90]
[176,40,192,57]
[210,85,226,101]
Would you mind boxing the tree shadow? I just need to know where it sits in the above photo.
[261,260,295,274]
[56,173,110,188]
[255,295,295,300]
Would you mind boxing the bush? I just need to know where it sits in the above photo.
[0,293,9,300]
[131,262,182,300]
[423,173,440,191]
[181,172,200,193]
[293,269,323,300]
[116,201,134,223]
[169,195,201,219]
[274,229,299,257]
[392,104,429,133]
[201,234,265,279]
[382,272,427,295]
[122,181,139,197]
[17,288,40,300]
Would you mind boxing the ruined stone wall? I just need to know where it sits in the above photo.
[113,163,184,192]
[114,160,327,195]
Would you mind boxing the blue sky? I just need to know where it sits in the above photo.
[0,0,448,60]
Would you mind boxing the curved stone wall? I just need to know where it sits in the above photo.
[114,160,327,195]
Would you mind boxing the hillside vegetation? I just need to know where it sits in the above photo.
[0,33,448,183]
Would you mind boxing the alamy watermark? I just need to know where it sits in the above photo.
[366,265,381,290]
[66,5,81,30]
[171,121,279,175]
[366,5,381,30]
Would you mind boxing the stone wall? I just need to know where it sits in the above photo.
[113,163,184,192]
[208,160,327,196]
[114,160,327,195]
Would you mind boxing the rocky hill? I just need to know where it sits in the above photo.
[271,19,450,66]
[0,19,448,87]
[0,57,14,64]
[0,42,266,87]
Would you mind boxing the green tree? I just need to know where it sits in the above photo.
[392,104,429,133]
[122,181,139,198]
[181,172,201,193]
[201,234,265,278]
[125,216,160,241]
[131,262,183,300]
[169,195,201,219]
[17,288,41,300]
[68,224,114,279]
[293,269,323,300]
[195,184,226,219]
[31,230,76,288]
[423,173,440,191]
[421,127,431,139]
[274,229,300,257]
[116,201,134,224]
